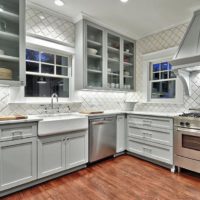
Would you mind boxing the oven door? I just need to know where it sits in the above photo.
[174,127,200,161]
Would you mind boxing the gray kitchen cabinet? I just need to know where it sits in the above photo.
[38,130,88,178]
[37,135,65,178]
[0,0,26,86]
[75,19,136,91]
[127,114,173,165]
[0,138,37,191]
[116,115,126,153]
[65,131,88,169]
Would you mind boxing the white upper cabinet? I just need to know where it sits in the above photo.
[0,0,25,86]
[75,20,136,91]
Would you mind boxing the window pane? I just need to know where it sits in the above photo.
[169,63,172,70]
[169,71,176,78]
[26,62,39,72]
[26,49,39,61]
[41,52,54,64]
[161,72,168,79]
[152,81,175,99]
[161,62,168,71]
[153,73,159,80]
[25,75,69,98]
[56,67,68,76]
[56,56,68,66]
[41,64,54,74]
[153,63,160,72]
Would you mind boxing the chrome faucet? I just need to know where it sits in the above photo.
[51,93,58,109]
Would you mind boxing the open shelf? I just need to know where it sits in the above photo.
[87,40,102,47]
[108,58,120,63]
[124,62,133,66]
[108,72,120,76]
[108,46,120,53]
[0,55,19,62]
[0,10,19,22]
[88,54,102,59]
[0,31,19,41]
[88,69,102,74]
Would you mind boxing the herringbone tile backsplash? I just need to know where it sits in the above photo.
[1,5,200,115]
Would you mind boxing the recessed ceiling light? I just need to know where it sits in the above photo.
[54,0,64,6]
[120,0,128,3]
[39,15,45,20]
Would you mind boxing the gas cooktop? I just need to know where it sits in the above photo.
[179,112,200,118]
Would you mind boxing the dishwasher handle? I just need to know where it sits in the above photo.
[92,120,113,125]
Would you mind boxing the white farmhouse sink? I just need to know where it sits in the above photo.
[30,113,88,136]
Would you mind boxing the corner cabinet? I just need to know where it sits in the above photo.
[75,20,136,91]
[0,0,25,86]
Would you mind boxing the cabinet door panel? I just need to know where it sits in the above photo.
[117,115,126,153]
[66,131,88,169]
[0,138,37,191]
[38,136,65,178]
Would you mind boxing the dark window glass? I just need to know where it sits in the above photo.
[25,75,69,98]
[161,72,168,79]
[41,64,54,74]
[26,62,39,72]
[161,62,168,71]
[56,56,68,66]
[169,63,172,70]
[152,81,175,99]
[56,67,68,76]
[153,73,159,80]
[26,49,39,61]
[41,52,54,64]
[153,63,160,72]
[169,71,176,78]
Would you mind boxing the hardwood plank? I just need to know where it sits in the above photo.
[2,155,200,200]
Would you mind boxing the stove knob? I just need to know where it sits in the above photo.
[185,122,190,127]
[180,122,185,126]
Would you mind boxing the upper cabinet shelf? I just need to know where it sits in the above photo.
[0,9,19,22]
[0,0,25,86]
[75,20,136,91]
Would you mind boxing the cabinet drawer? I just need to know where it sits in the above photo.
[128,126,173,146]
[128,115,173,131]
[0,123,37,142]
[127,138,173,165]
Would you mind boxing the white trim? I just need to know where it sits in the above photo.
[26,36,75,55]
[142,47,184,104]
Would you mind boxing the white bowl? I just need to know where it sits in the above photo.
[88,48,98,55]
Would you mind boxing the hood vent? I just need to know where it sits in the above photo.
[171,10,200,70]
[170,10,200,96]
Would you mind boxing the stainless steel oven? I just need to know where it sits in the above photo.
[175,127,200,161]
[174,113,200,173]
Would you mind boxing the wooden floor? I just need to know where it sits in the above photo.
[3,155,200,200]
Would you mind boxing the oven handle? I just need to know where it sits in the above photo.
[176,127,200,134]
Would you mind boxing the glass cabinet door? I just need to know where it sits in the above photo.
[107,33,120,89]
[0,0,20,82]
[86,25,103,88]
[123,40,134,90]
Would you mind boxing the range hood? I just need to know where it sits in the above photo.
[171,10,200,96]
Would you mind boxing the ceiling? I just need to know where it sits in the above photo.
[29,0,200,39]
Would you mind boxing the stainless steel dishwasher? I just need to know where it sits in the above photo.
[89,116,116,163]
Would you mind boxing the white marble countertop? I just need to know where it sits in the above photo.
[0,110,179,125]
[0,117,42,125]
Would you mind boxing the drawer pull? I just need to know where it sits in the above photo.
[11,131,23,139]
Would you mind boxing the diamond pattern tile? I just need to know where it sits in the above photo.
[26,6,75,45]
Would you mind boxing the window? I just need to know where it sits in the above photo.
[150,61,176,99]
[142,47,183,104]
[25,49,71,98]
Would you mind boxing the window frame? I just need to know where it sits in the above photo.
[142,47,184,104]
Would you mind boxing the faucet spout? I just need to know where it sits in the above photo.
[51,93,58,109]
